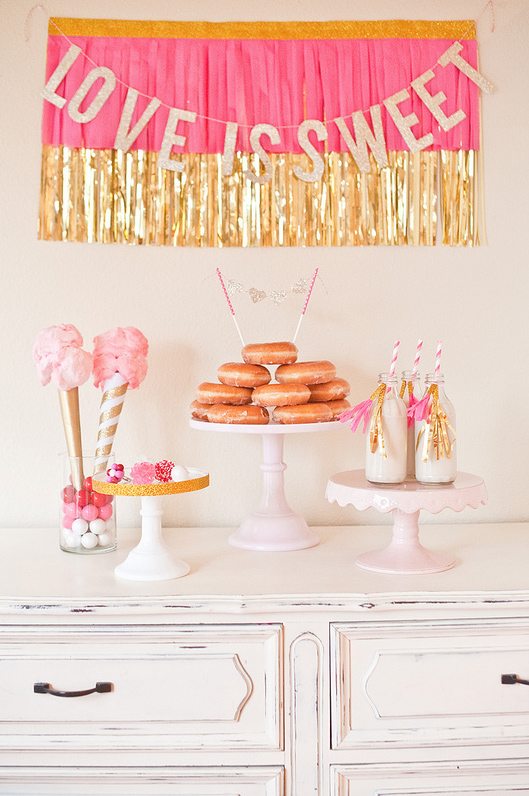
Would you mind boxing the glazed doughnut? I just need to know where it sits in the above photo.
[272,402,333,424]
[190,400,210,421]
[308,378,350,402]
[275,360,336,385]
[217,362,271,388]
[207,403,270,425]
[242,341,298,366]
[325,398,351,420]
[196,382,252,405]
[252,383,311,407]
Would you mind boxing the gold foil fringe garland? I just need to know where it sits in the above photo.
[39,146,482,246]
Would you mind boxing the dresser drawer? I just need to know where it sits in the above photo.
[331,762,529,796]
[0,766,284,795]
[0,624,282,752]
[331,619,529,749]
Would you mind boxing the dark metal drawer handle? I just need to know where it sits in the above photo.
[34,681,113,698]
[501,674,529,686]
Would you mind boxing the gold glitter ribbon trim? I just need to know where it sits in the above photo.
[101,384,128,401]
[94,473,210,496]
[96,423,118,440]
[39,147,482,247]
[49,18,476,40]
[98,405,123,424]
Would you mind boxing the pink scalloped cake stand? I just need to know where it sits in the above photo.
[190,419,344,551]
[325,470,487,574]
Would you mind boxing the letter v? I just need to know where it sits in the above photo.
[114,88,161,152]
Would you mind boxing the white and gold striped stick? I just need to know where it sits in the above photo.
[93,372,128,475]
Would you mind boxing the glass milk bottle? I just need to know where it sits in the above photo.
[400,369,422,478]
[415,373,457,484]
[365,373,407,484]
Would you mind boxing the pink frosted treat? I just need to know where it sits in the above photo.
[33,324,92,392]
[92,327,149,476]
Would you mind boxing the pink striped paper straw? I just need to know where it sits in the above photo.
[293,267,318,344]
[434,340,442,378]
[412,339,423,375]
[216,268,245,346]
[388,340,400,378]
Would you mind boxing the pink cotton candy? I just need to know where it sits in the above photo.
[33,324,92,391]
[92,326,148,389]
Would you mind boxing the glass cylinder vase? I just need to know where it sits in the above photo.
[59,452,117,553]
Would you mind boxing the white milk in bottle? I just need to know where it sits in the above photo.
[415,372,457,484]
[365,373,407,484]
[400,369,422,478]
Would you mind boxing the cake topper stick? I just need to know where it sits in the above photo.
[292,267,318,344]
[216,268,245,346]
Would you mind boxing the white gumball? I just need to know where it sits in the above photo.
[171,464,190,482]
[72,517,89,535]
[81,532,98,549]
[62,529,80,549]
[97,531,112,547]
[89,518,106,535]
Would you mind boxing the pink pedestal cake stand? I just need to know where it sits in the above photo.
[190,419,343,552]
[325,470,487,574]
[94,468,209,581]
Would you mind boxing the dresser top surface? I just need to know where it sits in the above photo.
[0,524,527,613]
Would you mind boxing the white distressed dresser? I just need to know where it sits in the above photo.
[1,523,529,795]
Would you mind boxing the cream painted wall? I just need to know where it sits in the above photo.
[1,0,527,532]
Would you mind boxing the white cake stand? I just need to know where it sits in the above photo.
[326,470,487,574]
[190,419,344,551]
[93,468,209,581]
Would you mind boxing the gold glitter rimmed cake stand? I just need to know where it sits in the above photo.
[94,468,209,581]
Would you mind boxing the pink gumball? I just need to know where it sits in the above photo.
[62,485,76,503]
[64,501,81,519]
[62,515,74,530]
[81,503,99,522]
[98,503,113,521]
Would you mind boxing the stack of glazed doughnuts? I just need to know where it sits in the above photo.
[191,342,351,425]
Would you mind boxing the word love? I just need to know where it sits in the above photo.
[43,43,493,183]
